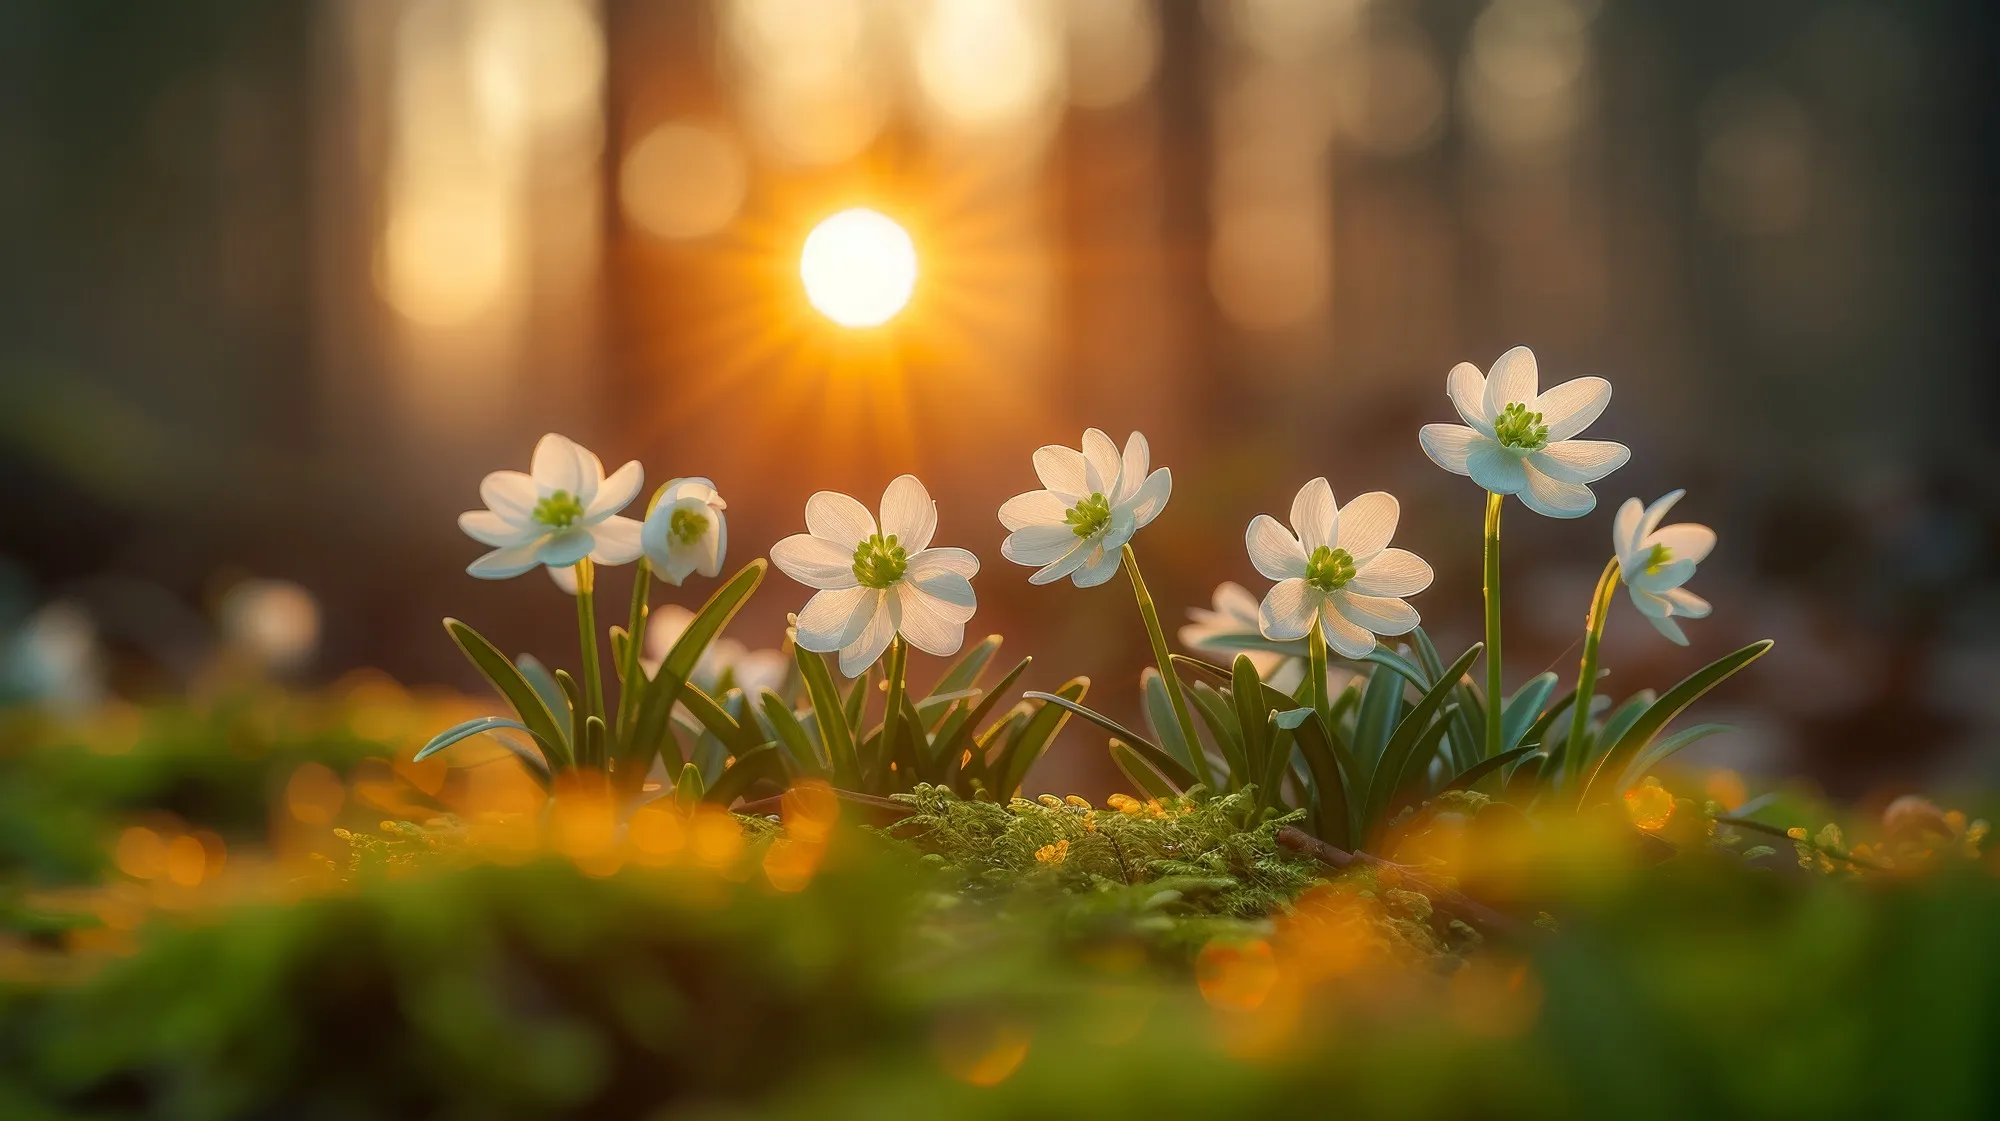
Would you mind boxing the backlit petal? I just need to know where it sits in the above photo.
[1535,376,1612,442]
[1320,609,1379,659]
[1004,525,1079,568]
[1447,361,1492,434]
[1482,346,1539,416]
[839,593,898,677]
[467,542,543,580]
[1032,445,1088,503]
[1334,492,1399,562]
[479,471,538,525]
[1115,431,1152,504]
[805,490,876,548]
[1649,523,1716,566]
[1531,439,1629,484]
[1349,548,1433,598]
[1246,515,1308,581]
[588,516,643,565]
[879,474,937,552]
[460,510,531,547]
[999,490,1066,531]
[1081,428,1122,496]
[1664,586,1711,619]
[904,559,976,624]
[1070,543,1123,587]
[796,586,869,653]
[588,460,644,520]
[1419,424,1485,475]
[1124,467,1171,530]
[1466,444,1529,494]
[896,585,966,656]
[1258,579,1318,641]
[1289,477,1337,552]
[771,533,860,590]
[1334,591,1419,637]
[907,546,980,579]
[1517,465,1596,519]
[530,433,587,495]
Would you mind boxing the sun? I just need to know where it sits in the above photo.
[799,208,918,328]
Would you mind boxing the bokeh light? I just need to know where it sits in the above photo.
[800,209,919,328]
[619,122,749,241]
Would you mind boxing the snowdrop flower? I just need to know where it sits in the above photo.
[641,477,728,586]
[1246,478,1434,658]
[999,428,1171,588]
[1180,582,1298,679]
[770,475,979,677]
[1418,346,1630,518]
[641,605,787,696]
[1613,490,1716,645]
[458,433,644,580]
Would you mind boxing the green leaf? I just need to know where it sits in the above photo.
[703,744,779,807]
[1580,640,1774,807]
[674,762,704,812]
[1023,689,1197,792]
[1354,644,1431,691]
[516,655,569,731]
[583,715,607,771]
[930,635,1001,699]
[1615,723,1731,794]
[843,668,869,737]
[1110,740,1180,801]
[1501,672,1558,752]
[1596,692,1656,759]
[1442,742,1545,795]
[443,618,573,770]
[759,690,827,777]
[1363,644,1481,836]
[1141,667,1195,770]
[794,646,860,789]
[1187,682,1247,789]
[993,678,1088,797]
[679,682,763,757]
[610,626,631,683]
[556,670,586,763]
[1351,663,1406,772]
[1232,654,1271,784]
[931,657,1031,770]
[625,561,765,780]
[1287,706,1355,848]
[413,716,556,785]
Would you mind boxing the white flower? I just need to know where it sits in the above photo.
[998,428,1171,587]
[1613,490,1716,646]
[458,433,644,581]
[640,605,787,697]
[1246,478,1434,659]
[1418,346,1630,518]
[1180,582,1299,679]
[770,475,979,677]
[641,477,728,586]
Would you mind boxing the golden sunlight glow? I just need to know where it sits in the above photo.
[799,208,918,327]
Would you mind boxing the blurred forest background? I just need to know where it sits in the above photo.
[0,0,1992,798]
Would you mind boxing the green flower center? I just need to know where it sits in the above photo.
[669,507,708,546]
[851,533,908,589]
[1493,402,1549,451]
[532,489,586,528]
[1643,543,1674,576]
[1305,545,1357,592]
[1065,492,1112,538]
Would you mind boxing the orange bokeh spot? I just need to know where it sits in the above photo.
[1196,938,1278,1011]
[113,827,167,880]
[934,1016,1033,1088]
[285,762,347,826]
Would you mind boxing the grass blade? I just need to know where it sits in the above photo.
[1580,640,1773,808]
[444,618,573,770]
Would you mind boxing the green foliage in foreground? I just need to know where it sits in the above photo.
[4,831,2000,1120]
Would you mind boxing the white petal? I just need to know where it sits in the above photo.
[1482,346,1539,416]
[1334,492,1399,562]
[1535,376,1612,442]
[1214,581,1260,623]
[641,498,715,585]
[1630,557,1696,592]
[1114,431,1152,504]
[904,556,977,623]
[537,527,596,568]
[1333,592,1419,637]
[1636,491,1685,548]
[1123,467,1172,530]
[1348,548,1433,598]
[805,491,876,548]
[1446,361,1492,434]
[530,433,588,495]
[1004,525,1080,568]
[907,546,979,579]
[1517,464,1596,518]
[839,593,898,677]
[1070,543,1123,588]
[1646,610,1688,646]
[879,474,937,552]
[1627,585,1673,618]
[999,490,1067,531]
[1531,440,1630,485]
[1258,579,1319,641]
[703,512,727,578]
[796,587,869,653]
[1419,424,1485,475]
[1081,428,1122,496]
[658,476,721,507]
[548,564,578,595]
[1099,506,1137,554]
[588,460,644,520]
[467,542,543,580]
[1033,445,1088,503]
[1030,535,1097,585]
[1465,443,1529,494]
[1319,609,1379,659]
[1613,497,1646,563]
[1245,515,1308,581]
[1289,477,1337,553]
[479,471,538,525]
[895,585,965,656]
[1664,586,1712,619]
[589,516,644,565]
[1649,523,1716,566]
[770,533,859,590]
[460,510,531,547]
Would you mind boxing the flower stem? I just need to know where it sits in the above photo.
[573,558,606,768]
[1123,543,1214,791]
[1482,491,1504,756]
[1565,556,1623,783]
[613,560,652,750]
[879,635,906,791]
[1308,621,1331,731]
